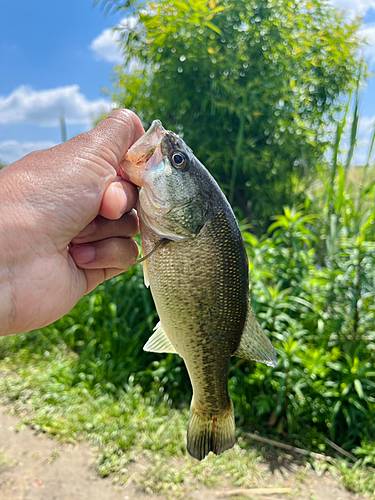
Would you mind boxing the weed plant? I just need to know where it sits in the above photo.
[1,92,375,495]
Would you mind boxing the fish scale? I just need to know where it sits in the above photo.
[124,120,277,460]
[141,207,248,413]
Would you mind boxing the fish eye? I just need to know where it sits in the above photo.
[171,151,187,169]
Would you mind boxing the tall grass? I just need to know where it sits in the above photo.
[231,91,375,454]
[1,92,375,491]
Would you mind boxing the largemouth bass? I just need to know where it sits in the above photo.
[124,120,277,460]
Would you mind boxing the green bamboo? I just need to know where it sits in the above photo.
[328,94,351,213]
[344,83,360,172]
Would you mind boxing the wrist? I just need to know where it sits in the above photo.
[0,165,30,335]
[0,180,14,335]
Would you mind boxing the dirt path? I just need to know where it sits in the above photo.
[0,408,366,500]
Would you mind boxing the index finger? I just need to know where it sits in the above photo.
[99,177,138,220]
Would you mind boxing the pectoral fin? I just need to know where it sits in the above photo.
[136,239,166,265]
[234,309,277,367]
[144,321,178,354]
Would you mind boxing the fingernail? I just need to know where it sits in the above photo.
[72,245,95,265]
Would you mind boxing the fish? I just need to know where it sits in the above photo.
[123,120,277,460]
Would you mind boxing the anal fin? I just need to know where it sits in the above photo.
[143,321,178,354]
[233,307,277,367]
[143,259,149,288]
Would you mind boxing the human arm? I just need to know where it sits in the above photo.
[0,109,144,335]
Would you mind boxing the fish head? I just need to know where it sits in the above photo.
[125,120,209,241]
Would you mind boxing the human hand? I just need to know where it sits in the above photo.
[0,109,144,335]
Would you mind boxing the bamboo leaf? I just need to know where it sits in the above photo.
[329,95,351,213]
[334,165,345,213]
[170,0,190,12]
[363,121,375,180]
[204,20,222,35]
[354,379,364,399]
[345,83,360,171]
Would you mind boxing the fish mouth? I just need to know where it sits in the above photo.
[123,120,165,186]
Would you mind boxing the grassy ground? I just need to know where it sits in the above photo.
[0,348,263,498]
[0,342,374,499]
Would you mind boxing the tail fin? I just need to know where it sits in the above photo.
[186,399,235,460]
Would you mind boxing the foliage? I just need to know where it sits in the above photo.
[0,264,191,403]
[104,0,363,222]
[5,193,375,457]
[2,103,375,484]
[231,206,375,451]
[229,99,375,457]
[1,10,375,492]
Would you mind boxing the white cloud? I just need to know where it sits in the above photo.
[90,27,123,64]
[328,0,375,69]
[0,85,112,127]
[90,17,138,64]
[333,114,375,167]
[358,23,375,66]
[330,0,375,18]
[359,115,375,132]
[0,140,57,164]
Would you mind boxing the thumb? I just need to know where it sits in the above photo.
[54,109,144,236]
[6,109,144,245]
[84,109,145,171]
[57,109,144,216]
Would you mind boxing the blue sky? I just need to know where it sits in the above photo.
[0,0,375,164]
[0,0,124,163]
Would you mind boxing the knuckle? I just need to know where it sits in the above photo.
[109,108,130,121]
[122,210,139,237]
[111,109,141,129]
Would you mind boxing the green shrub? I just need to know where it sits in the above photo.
[1,90,375,468]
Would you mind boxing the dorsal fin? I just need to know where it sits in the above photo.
[233,307,277,367]
[143,321,178,354]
